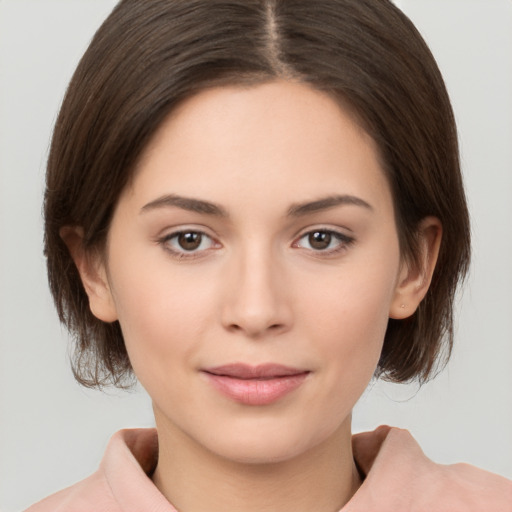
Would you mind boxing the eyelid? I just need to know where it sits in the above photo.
[154,224,354,260]
[156,226,222,260]
[291,226,355,254]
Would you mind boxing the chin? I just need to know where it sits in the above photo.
[215,439,309,465]
[203,421,339,466]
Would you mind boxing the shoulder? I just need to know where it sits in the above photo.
[347,426,512,512]
[24,471,117,512]
[24,428,173,512]
[432,461,512,511]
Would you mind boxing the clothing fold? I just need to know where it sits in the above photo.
[26,426,512,512]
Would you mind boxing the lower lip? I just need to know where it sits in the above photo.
[203,372,309,405]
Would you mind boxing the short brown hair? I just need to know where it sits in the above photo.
[44,0,470,387]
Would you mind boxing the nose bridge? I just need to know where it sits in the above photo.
[221,238,291,337]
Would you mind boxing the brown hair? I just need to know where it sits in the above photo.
[44,0,470,387]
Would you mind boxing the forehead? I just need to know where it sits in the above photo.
[125,80,391,215]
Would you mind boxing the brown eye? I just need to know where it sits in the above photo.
[308,231,332,250]
[161,230,218,258]
[294,229,353,254]
[178,232,202,251]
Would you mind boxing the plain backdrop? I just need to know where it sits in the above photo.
[1,1,511,510]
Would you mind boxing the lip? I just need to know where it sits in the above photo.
[201,363,310,406]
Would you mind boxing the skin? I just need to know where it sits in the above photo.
[68,81,441,512]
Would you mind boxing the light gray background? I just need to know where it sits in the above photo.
[1,1,511,510]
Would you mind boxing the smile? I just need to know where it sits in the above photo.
[202,364,310,406]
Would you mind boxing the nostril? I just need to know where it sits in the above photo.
[225,321,285,337]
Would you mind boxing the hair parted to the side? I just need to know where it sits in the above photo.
[44,0,470,388]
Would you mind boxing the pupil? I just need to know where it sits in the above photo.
[309,231,331,250]
[178,232,201,251]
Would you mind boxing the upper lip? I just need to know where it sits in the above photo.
[203,363,309,380]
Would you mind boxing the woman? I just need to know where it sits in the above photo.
[25,0,511,510]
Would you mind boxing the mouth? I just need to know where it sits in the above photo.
[201,363,310,405]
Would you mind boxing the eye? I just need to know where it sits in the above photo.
[161,230,218,256]
[294,229,354,253]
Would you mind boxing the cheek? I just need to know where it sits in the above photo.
[307,287,388,377]
[296,253,400,379]
[107,252,217,380]
[278,266,396,445]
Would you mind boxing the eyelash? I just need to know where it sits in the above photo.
[292,229,355,256]
[158,229,218,260]
[157,228,355,260]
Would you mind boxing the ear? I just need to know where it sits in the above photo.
[389,217,442,319]
[60,226,118,323]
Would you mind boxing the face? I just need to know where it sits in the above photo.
[94,81,408,463]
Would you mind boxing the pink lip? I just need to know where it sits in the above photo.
[202,363,310,406]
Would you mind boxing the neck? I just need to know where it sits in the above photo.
[152,415,361,512]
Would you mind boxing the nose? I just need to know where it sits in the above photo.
[220,246,293,339]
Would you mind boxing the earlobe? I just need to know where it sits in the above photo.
[389,217,442,320]
[60,226,118,323]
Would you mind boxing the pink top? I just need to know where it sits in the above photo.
[26,426,512,512]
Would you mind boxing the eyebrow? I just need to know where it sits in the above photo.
[287,194,373,217]
[141,194,228,217]
[140,193,373,218]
